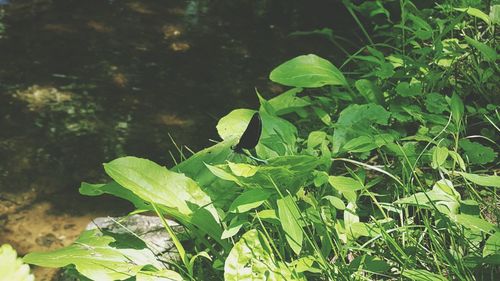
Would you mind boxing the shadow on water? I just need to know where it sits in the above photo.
[0,0,360,278]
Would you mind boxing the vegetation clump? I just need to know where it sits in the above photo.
[24,1,499,280]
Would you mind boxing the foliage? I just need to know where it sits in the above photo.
[0,244,34,281]
[24,0,499,280]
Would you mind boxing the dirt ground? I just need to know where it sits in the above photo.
[0,189,128,281]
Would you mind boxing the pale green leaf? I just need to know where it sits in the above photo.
[104,157,218,221]
[455,214,496,233]
[0,244,34,281]
[277,195,303,255]
[216,109,255,141]
[455,7,491,25]
[431,146,449,169]
[307,131,327,149]
[323,195,346,210]
[24,230,164,281]
[459,172,500,187]
[328,176,365,192]
[228,189,271,213]
[270,54,347,87]
[268,88,311,115]
[403,269,447,281]
[228,162,259,177]
[224,230,304,281]
[483,232,500,257]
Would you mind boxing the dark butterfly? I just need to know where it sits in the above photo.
[232,112,262,153]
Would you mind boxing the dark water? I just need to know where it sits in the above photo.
[0,0,360,212]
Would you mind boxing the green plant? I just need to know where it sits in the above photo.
[0,244,34,281]
[24,1,499,280]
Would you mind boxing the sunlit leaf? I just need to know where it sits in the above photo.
[454,214,497,233]
[483,232,500,257]
[277,195,303,255]
[0,244,34,281]
[459,172,500,187]
[224,229,304,281]
[216,109,256,141]
[228,189,271,213]
[268,88,311,115]
[455,7,491,25]
[329,176,365,192]
[270,54,347,87]
[24,230,164,281]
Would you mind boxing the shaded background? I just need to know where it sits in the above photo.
[0,0,362,279]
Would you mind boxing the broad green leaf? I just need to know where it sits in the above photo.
[228,162,259,177]
[491,5,500,24]
[395,182,460,215]
[431,146,449,169]
[104,157,218,221]
[268,88,311,115]
[464,35,497,62]
[290,256,321,273]
[206,164,240,183]
[355,79,383,104]
[224,229,303,281]
[332,104,390,153]
[395,81,422,97]
[256,105,298,158]
[459,172,500,187]
[221,220,246,240]
[313,107,331,125]
[24,230,164,281]
[323,195,346,210]
[455,7,491,25]
[454,214,496,233]
[342,135,378,153]
[270,54,347,88]
[254,209,280,224]
[349,255,390,274]
[277,195,303,255]
[459,139,497,165]
[344,202,360,239]
[173,140,239,210]
[483,232,500,257]
[0,244,34,281]
[448,151,466,171]
[402,269,447,281]
[228,189,271,213]
[329,176,365,192]
[216,109,255,141]
[307,130,327,149]
[450,93,464,125]
[80,181,151,211]
[425,93,448,114]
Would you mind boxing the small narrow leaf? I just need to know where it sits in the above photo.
[277,196,303,255]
